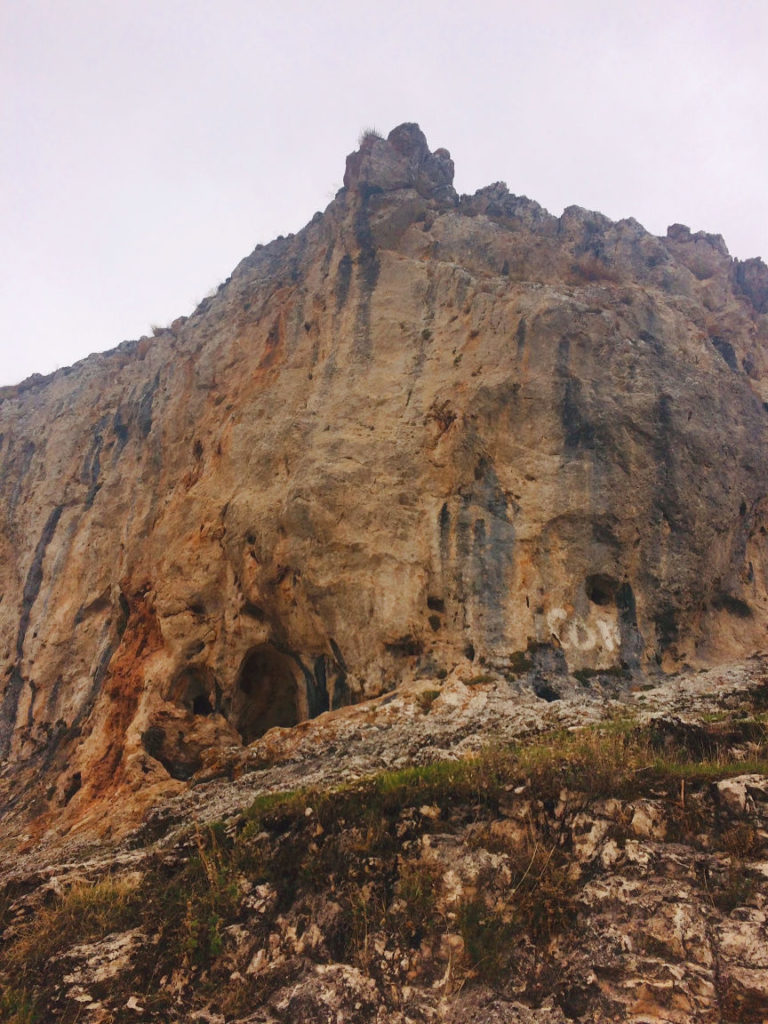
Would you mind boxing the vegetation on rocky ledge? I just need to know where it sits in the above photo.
[4,705,768,1022]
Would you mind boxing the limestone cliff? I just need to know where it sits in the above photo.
[1,123,768,832]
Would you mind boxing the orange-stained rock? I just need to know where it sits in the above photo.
[1,123,768,832]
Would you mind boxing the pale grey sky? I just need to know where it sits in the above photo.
[1,0,766,386]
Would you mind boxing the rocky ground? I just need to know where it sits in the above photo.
[4,657,768,1022]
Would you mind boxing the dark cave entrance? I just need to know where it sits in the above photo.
[231,643,302,744]
[585,574,617,607]
[170,664,220,716]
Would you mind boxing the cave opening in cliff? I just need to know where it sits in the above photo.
[170,665,220,717]
[231,643,301,744]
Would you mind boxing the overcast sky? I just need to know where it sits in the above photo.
[1,0,766,386]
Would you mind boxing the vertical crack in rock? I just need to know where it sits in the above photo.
[4,438,36,518]
[616,581,644,668]
[15,506,63,662]
[352,187,381,360]
[137,372,160,438]
[466,459,515,647]
[443,457,516,653]
[82,417,109,509]
[561,375,597,452]
[0,504,63,758]
[334,253,353,312]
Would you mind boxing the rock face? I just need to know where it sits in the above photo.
[1,123,768,833]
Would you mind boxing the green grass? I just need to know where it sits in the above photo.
[3,876,141,972]
[466,673,497,686]
[573,665,628,685]
[230,715,768,850]
[507,651,533,675]
[0,986,38,1024]
[456,895,516,980]
[245,787,305,822]
[166,829,243,968]
[4,712,768,1014]
[415,689,441,712]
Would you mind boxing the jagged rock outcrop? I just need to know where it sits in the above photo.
[1,123,768,837]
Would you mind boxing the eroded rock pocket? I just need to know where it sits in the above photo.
[230,643,303,743]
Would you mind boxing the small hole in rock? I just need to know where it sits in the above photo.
[585,574,616,606]
[63,772,82,805]
[192,693,213,716]
[170,664,220,716]
[533,681,561,702]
